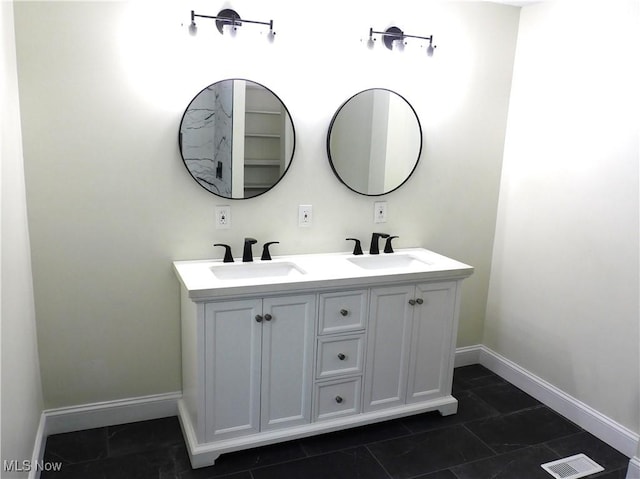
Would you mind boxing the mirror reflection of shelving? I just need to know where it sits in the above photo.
[232,81,293,197]
[179,79,295,199]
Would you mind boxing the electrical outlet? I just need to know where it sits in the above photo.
[298,205,312,227]
[374,201,387,223]
[215,205,231,229]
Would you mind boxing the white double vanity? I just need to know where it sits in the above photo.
[173,248,473,468]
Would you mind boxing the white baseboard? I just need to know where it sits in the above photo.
[28,391,180,479]
[454,345,482,367]
[29,414,47,479]
[627,456,640,479]
[456,345,640,462]
[43,391,181,436]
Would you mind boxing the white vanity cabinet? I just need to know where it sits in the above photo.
[180,291,316,455]
[364,282,458,412]
[203,295,315,441]
[174,248,473,468]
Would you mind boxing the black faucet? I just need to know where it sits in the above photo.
[369,233,390,255]
[261,241,279,261]
[242,237,258,262]
[346,238,363,255]
[214,243,234,263]
[384,236,399,253]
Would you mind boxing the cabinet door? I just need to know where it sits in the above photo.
[363,285,414,412]
[406,282,457,403]
[204,299,262,441]
[260,294,316,431]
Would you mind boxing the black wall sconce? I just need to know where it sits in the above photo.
[367,26,435,56]
[189,9,275,41]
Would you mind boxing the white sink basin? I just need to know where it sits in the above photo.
[210,261,306,280]
[347,254,431,270]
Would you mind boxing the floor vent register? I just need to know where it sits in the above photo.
[541,453,605,479]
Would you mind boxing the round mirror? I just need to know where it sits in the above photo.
[327,88,422,196]
[179,79,295,199]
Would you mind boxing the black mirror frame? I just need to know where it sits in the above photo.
[326,88,422,197]
[178,78,296,200]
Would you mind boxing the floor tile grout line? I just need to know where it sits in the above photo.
[394,416,456,436]
[541,430,590,457]
[461,422,500,456]
[245,445,395,479]
[105,425,112,460]
[364,444,395,479]
[400,399,504,437]
[442,443,554,477]
[404,466,459,479]
[459,419,597,474]
[299,438,312,458]
[458,388,503,417]
[463,403,547,428]
[43,427,112,469]
[299,426,416,458]
[456,379,509,394]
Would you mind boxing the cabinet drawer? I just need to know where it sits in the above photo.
[314,378,362,421]
[318,290,368,335]
[316,334,364,379]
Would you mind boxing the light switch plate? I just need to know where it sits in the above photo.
[299,205,312,227]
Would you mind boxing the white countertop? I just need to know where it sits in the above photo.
[173,248,474,300]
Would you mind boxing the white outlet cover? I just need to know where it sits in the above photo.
[215,205,231,229]
[374,201,387,223]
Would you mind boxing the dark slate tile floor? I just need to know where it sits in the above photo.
[41,365,630,479]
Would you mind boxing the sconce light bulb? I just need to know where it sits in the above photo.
[426,44,434,57]
[267,30,275,43]
[367,37,375,49]
[230,25,238,37]
[189,21,197,36]
[393,39,405,52]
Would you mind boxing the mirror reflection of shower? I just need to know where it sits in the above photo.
[179,79,295,199]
